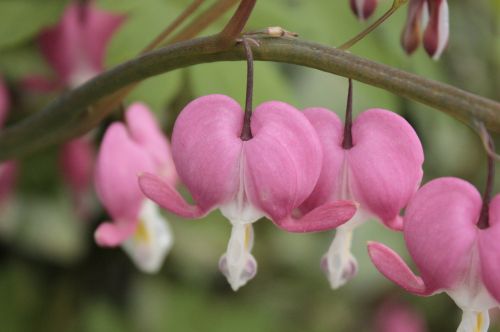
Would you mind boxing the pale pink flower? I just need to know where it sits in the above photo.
[300,108,423,289]
[369,177,500,332]
[139,94,357,290]
[350,0,378,20]
[95,103,177,273]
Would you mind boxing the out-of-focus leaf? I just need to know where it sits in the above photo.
[0,0,66,50]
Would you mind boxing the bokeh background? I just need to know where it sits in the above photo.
[0,0,499,331]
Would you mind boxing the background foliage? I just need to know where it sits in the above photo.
[0,0,499,331]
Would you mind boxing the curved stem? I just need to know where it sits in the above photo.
[342,79,354,149]
[240,38,255,141]
[478,131,495,229]
[1,35,500,160]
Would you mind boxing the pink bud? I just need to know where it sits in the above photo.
[401,0,427,55]
[350,0,378,20]
[423,0,449,59]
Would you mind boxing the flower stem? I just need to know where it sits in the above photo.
[240,38,255,141]
[1,35,500,159]
[478,131,495,229]
[342,79,354,149]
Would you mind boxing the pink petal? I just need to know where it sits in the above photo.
[404,177,481,292]
[401,0,427,55]
[275,200,356,233]
[350,0,378,20]
[423,0,449,59]
[348,109,424,227]
[243,101,323,221]
[125,103,177,185]
[0,161,17,205]
[368,242,429,295]
[478,195,500,302]
[300,107,345,213]
[171,94,244,211]
[95,219,136,247]
[0,77,9,128]
[139,172,205,218]
[95,123,155,222]
[60,138,94,197]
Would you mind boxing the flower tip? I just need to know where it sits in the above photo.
[350,0,378,21]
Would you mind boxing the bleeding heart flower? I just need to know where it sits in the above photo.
[369,177,500,332]
[25,2,124,90]
[300,107,423,289]
[139,94,357,291]
[95,103,177,273]
[350,0,378,20]
[0,77,17,210]
[373,298,428,332]
[401,0,449,59]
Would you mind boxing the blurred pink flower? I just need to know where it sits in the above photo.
[374,299,427,332]
[0,77,17,209]
[25,2,124,90]
[350,0,378,20]
[300,108,423,289]
[95,103,177,273]
[139,94,356,290]
[369,177,500,332]
[401,0,449,59]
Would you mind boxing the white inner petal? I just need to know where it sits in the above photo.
[457,310,490,332]
[122,199,174,273]
[432,0,449,60]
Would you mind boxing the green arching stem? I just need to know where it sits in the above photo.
[0,35,499,160]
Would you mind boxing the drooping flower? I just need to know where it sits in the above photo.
[368,177,500,332]
[300,107,423,289]
[0,77,17,210]
[401,0,449,59]
[350,0,378,20]
[373,298,428,332]
[26,2,124,90]
[139,94,357,291]
[95,103,177,273]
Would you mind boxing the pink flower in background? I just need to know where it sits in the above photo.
[350,0,378,20]
[369,177,500,332]
[22,1,125,217]
[401,0,449,59]
[139,94,357,291]
[300,108,423,289]
[26,2,124,90]
[374,299,428,332]
[95,103,177,273]
[0,77,17,209]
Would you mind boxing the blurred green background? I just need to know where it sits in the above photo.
[0,0,499,331]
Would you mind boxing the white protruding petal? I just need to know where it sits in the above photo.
[457,310,489,332]
[219,223,257,291]
[432,0,449,60]
[122,200,173,273]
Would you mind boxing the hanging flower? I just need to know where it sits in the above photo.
[300,107,424,289]
[369,177,500,332]
[350,0,378,20]
[0,77,17,210]
[95,103,177,273]
[401,0,449,59]
[139,94,357,290]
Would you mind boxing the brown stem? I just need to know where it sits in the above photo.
[141,0,206,54]
[342,79,354,149]
[339,0,407,50]
[240,38,255,141]
[218,0,257,47]
[478,132,496,229]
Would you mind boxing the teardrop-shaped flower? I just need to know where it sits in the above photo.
[95,103,177,273]
[139,94,357,291]
[369,177,500,332]
[401,0,449,59]
[300,107,424,289]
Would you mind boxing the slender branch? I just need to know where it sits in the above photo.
[1,35,499,160]
[342,79,354,149]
